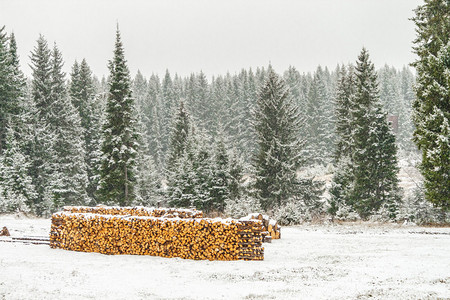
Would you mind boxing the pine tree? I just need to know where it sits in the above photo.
[329,66,356,217]
[161,69,178,155]
[334,65,356,161]
[209,130,230,212]
[132,70,148,109]
[98,27,138,206]
[0,27,24,153]
[0,30,33,213]
[145,74,166,169]
[166,150,197,209]
[190,128,214,212]
[7,32,25,116]
[227,148,245,201]
[303,66,334,165]
[0,26,10,153]
[134,106,161,207]
[411,0,449,210]
[31,35,53,119]
[47,44,89,208]
[350,48,401,218]
[28,35,57,215]
[253,68,304,210]
[166,101,190,171]
[398,67,416,153]
[211,75,229,136]
[70,59,102,203]
[166,111,196,209]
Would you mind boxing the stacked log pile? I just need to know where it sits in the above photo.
[50,207,263,261]
[242,213,281,242]
[63,206,203,219]
[237,221,264,260]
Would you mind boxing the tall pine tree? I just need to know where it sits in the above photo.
[253,69,303,210]
[98,27,138,206]
[411,0,449,210]
[70,58,102,203]
[47,44,88,208]
[0,27,24,153]
[29,35,57,215]
[350,48,401,218]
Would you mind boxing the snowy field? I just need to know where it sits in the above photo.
[1,214,449,300]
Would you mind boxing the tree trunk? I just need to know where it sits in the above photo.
[124,164,128,205]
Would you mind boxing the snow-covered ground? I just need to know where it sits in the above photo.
[1,214,449,299]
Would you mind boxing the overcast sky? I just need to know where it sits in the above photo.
[1,0,422,79]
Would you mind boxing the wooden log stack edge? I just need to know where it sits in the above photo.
[242,213,281,242]
[50,209,264,261]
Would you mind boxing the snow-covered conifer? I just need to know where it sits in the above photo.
[411,0,449,210]
[97,27,138,206]
[47,44,89,208]
[350,48,401,218]
[253,68,304,210]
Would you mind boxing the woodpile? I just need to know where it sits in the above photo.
[242,213,281,242]
[1,226,10,236]
[50,206,264,261]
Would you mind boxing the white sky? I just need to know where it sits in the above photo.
[0,0,422,79]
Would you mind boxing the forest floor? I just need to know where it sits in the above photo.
[1,214,449,299]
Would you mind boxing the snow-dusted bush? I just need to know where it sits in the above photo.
[397,184,450,224]
[333,203,361,221]
[0,188,31,214]
[224,195,262,219]
[273,201,307,225]
[273,196,325,225]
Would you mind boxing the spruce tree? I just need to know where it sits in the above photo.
[161,69,178,155]
[0,30,32,213]
[7,32,25,117]
[334,65,356,161]
[134,106,160,207]
[190,128,214,212]
[0,26,10,153]
[98,27,138,206]
[398,67,416,153]
[303,66,334,165]
[253,68,303,210]
[166,101,190,171]
[227,148,245,201]
[411,0,449,210]
[166,110,195,209]
[329,66,356,217]
[48,44,89,208]
[0,27,24,153]
[350,48,401,218]
[29,35,57,215]
[70,59,102,203]
[146,74,165,169]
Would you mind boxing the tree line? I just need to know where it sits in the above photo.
[0,0,448,221]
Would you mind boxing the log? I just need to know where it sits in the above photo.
[1,226,10,236]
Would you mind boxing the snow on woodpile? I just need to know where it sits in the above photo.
[63,205,204,219]
[50,206,264,261]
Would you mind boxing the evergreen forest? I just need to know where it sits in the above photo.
[0,0,448,223]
